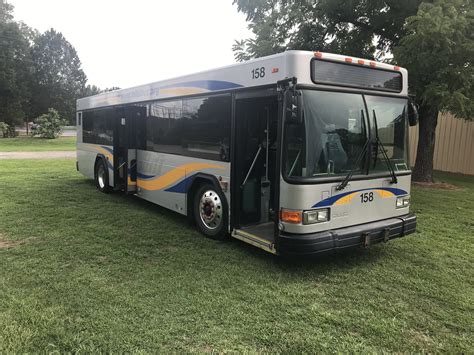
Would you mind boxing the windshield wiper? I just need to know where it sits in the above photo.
[372,109,398,184]
[336,139,369,191]
[336,110,369,191]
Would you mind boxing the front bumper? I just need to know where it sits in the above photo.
[278,213,416,256]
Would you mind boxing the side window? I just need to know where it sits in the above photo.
[82,111,94,143]
[104,110,115,145]
[82,109,114,145]
[145,95,231,161]
[146,100,183,153]
[183,95,231,161]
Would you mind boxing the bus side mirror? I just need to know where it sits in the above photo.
[285,90,303,124]
[408,100,419,126]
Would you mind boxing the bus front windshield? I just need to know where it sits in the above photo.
[284,90,409,179]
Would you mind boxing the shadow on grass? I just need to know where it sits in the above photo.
[79,179,388,275]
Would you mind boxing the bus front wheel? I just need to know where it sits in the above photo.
[94,158,111,193]
[193,184,228,240]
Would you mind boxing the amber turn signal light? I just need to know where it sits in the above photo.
[280,209,302,224]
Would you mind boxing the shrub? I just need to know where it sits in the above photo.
[0,122,9,138]
[31,108,67,139]
[0,122,16,138]
[7,125,18,137]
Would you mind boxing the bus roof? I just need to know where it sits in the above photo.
[77,50,408,111]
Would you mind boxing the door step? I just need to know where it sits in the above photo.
[231,228,276,254]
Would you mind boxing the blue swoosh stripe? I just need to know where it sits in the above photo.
[312,187,408,208]
[164,175,196,193]
[101,146,114,154]
[162,80,243,91]
[136,172,155,180]
[313,191,355,208]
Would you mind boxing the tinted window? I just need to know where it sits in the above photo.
[146,95,231,161]
[82,109,114,145]
[311,59,402,92]
[146,100,183,154]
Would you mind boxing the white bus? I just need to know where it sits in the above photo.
[76,50,418,256]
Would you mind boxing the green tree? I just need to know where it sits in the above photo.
[31,29,87,124]
[102,86,121,93]
[81,84,101,97]
[233,0,473,182]
[80,85,121,98]
[394,0,473,182]
[233,0,422,61]
[0,0,33,127]
[31,108,67,139]
[0,0,13,22]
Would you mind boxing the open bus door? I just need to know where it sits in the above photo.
[231,89,279,253]
[113,115,129,191]
[113,106,146,193]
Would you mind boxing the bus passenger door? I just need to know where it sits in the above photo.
[113,114,129,191]
[233,92,278,235]
[117,105,147,194]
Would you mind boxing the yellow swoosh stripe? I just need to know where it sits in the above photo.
[138,163,225,191]
[334,192,358,205]
[375,189,395,198]
[79,143,114,163]
[334,189,395,206]
[160,87,208,96]
[97,147,113,163]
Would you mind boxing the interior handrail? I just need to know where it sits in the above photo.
[241,145,263,188]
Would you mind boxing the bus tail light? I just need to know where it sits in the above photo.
[303,209,329,224]
[280,209,302,224]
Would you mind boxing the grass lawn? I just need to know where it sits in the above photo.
[0,136,76,152]
[0,160,472,352]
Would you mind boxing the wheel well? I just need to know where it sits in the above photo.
[94,154,108,184]
[94,154,106,171]
[187,175,225,222]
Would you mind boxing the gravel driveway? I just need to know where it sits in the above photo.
[0,151,75,159]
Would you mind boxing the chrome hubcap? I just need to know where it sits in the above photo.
[199,190,223,230]
[98,164,106,189]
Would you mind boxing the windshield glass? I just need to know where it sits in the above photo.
[283,90,409,179]
[284,90,367,178]
[365,95,409,172]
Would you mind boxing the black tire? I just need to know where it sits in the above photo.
[94,158,111,193]
[193,183,228,240]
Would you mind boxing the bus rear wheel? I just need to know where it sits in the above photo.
[193,184,228,240]
[95,158,111,193]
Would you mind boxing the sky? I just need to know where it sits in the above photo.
[9,0,252,89]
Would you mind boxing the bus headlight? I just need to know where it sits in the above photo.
[396,195,410,209]
[303,209,329,224]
